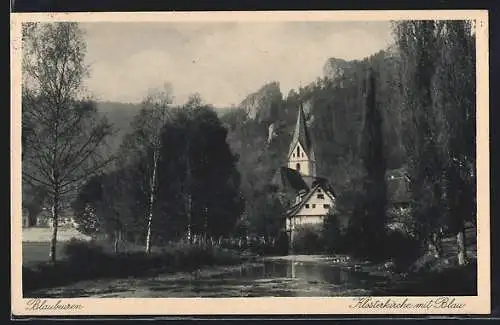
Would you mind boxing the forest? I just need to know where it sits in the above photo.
[21,20,477,272]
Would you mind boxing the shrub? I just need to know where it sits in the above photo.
[23,239,247,295]
[322,213,347,254]
[375,259,477,296]
[64,238,106,259]
[274,231,289,256]
[62,238,110,277]
[384,229,422,272]
[291,226,324,254]
[246,240,274,256]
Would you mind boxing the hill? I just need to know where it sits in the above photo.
[96,101,142,154]
[97,101,233,155]
[218,50,406,235]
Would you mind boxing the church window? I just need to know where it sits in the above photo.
[317,194,324,199]
[323,204,330,209]
[305,204,310,208]
[293,153,295,157]
[297,146,300,156]
[296,163,301,171]
[312,204,316,208]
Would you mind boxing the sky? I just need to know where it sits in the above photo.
[81,21,394,107]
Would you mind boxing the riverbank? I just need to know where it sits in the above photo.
[24,244,478,298]
[29,255,378,298]
[265,253,477,296]
[25,252,477,298]
[23,239,257,296]
[27,260,266,298]
[371,259,477,296]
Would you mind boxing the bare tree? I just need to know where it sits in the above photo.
[22,23,113,263]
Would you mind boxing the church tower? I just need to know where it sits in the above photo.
[287,103,316,177]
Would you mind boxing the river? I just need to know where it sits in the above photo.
[31,255,391,298]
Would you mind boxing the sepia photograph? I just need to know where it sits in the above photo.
[11,10,489,315]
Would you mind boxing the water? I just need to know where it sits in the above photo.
[140,258,382,297]
[32,255,389,298]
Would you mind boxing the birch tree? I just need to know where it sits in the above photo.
[22,23,113,263]
[121,83,173,253]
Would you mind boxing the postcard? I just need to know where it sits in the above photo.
[11,10,490,316]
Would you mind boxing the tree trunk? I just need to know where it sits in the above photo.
[427,237,440,259]
[457,226,467,265]
[203,207,208,238]
[145,150,159,254]
[185,146,193,244]
[114,230,120,254]
[186,193,192,244]
[433,231,443,258]
[49,190,60,264]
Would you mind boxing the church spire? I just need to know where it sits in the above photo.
[287,102,316,177]
[288,103,312,158]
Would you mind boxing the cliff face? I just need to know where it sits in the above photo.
[322,57,351,80]
[239,82,283,123]
[221,48,406,191]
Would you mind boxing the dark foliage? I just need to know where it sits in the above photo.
[291,227,325,254]
[23,239,245,295]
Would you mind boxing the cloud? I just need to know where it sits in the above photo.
[82,22,393,107]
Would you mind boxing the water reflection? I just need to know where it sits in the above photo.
[283,260,352,285]
[183,257,380,297]
[34,255,383,298]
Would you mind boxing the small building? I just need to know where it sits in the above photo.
[386,168,412,232]
[271,103,336,247]
[386,168,411,210]
[271,103,413,251]
[284,181,336,233]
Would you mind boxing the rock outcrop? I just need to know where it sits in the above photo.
[322,57,350,80]
[239,82,283,123]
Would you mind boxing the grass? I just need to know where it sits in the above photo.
[22,226,92,267]
[23,238,251,295]
[23,242,66,267]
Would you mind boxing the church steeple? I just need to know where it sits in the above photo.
[287,103,316,177]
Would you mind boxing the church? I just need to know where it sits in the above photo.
[271,104,336,244]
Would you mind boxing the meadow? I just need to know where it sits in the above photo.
[22,226,90,266]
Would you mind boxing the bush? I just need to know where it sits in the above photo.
[291,226,324,254]
[246,240,274,256]
[63,238,106,261]
[62,238,111,277]
[374,259,477,296]
[322,213,347,254]
[23,240,245,295]
[384,229,422,272]
[274,231,289,256]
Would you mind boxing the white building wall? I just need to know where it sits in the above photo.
[295,187,335,217]
[287,142,313,176]
[286,186,335,232]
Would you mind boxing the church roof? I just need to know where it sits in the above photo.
[287,104,314,159]
[272,166,337,196]
[271,167,309,192]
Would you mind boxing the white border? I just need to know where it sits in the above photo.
[10,10,490,316]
